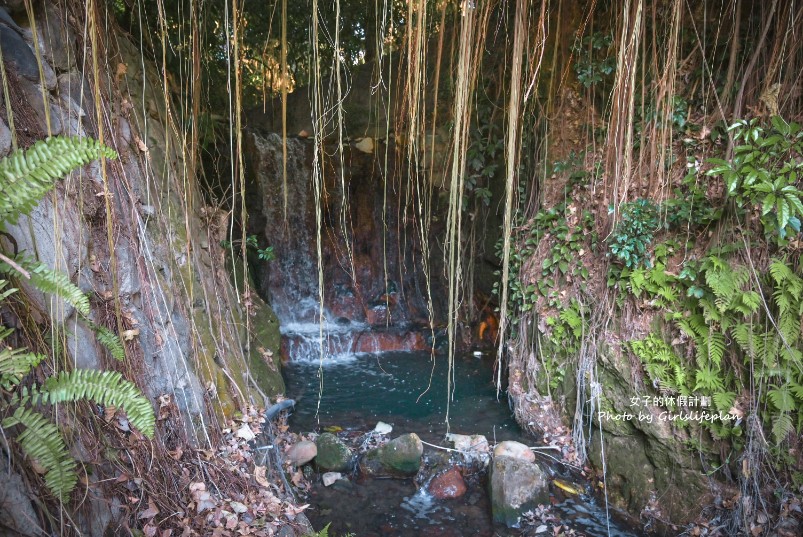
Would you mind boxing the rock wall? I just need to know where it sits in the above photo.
[0,1,283,532]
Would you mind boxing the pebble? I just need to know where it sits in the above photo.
[374,421,393,435]
[322,472,342,487]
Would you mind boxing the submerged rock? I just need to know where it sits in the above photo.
[493,440,535,463]
[315,433,352,472]
[447,433,489,453]
[428,467,467,500]
[360,433,423,477]
[286,440,317,466]
[489,456,549,527]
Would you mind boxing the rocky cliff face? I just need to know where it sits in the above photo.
[0,2,282,533]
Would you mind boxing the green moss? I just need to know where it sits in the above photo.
[247,297,285,397]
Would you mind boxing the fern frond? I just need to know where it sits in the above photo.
[559,306,583,337]
[20,370,154,437]
[694,364,724,392]
[733,323,756,357]
[0,136,117,224]
[768,385,795,412]
[708,331,726,367]
[771,412,794,444]
[0,256,90,316]
[1,407,78,500]
[86,321,125,361]
[712,390,737,413]
[769,259,795,287]
[0,346,45,390]
[0,279,17,301]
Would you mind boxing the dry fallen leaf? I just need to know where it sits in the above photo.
[230,502,248,515]
[122,328,140,341]
[104,405,117,422]
[254,466,269,487]
[236,424,256,441]
[290,472,302,486]
[138,498,160,520]
[134,135,149,153]
[115,62,128,82]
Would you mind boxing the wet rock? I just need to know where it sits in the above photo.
[379,433,424,474]
[428,467,467,500]
[493,440,535,463]
[489,456,549,527]
[322,472,342,487]
[374,421,393,435]
[447,433,490,465]
[315,433,352,472]
[360,433,423,477]
[286,440,317,466]
[447,433,489,453]
[352,330,428,354]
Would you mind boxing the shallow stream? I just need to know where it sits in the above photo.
[284,349,641,537]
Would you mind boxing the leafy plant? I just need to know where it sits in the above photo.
[706,117,803,243]
[0,136,154,501]
[663,171,722,230]
[573,32,615,88]
[222,234,276,262]
[0,136,117,225]
[608,199,660,268]
[629,335,688,394]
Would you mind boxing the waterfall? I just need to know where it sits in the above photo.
[245,131,435,363]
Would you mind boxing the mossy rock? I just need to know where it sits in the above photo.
[489,455,549,527]
[359,433,423,477]
[247,297,285,397]
[315,433,352,472]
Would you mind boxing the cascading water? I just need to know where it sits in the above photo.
[244,131,439,363]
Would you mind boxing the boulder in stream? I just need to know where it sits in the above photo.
[492,440,535,463]
[286,440,317,466]
[489,455,549,527]
[315,433,352,472]
[428,467,467,500]
[360,432,423,477]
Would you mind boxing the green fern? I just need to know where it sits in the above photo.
[768,385,796,412]
[0,136,117,225]
[771,412,795,444]
[1,407,78,500]
[712,390,737,413]
[16,370,155,437]
[0,340,45,390]
[694,364,725,392]
[0,255,90,316]
[86,321,126,361]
